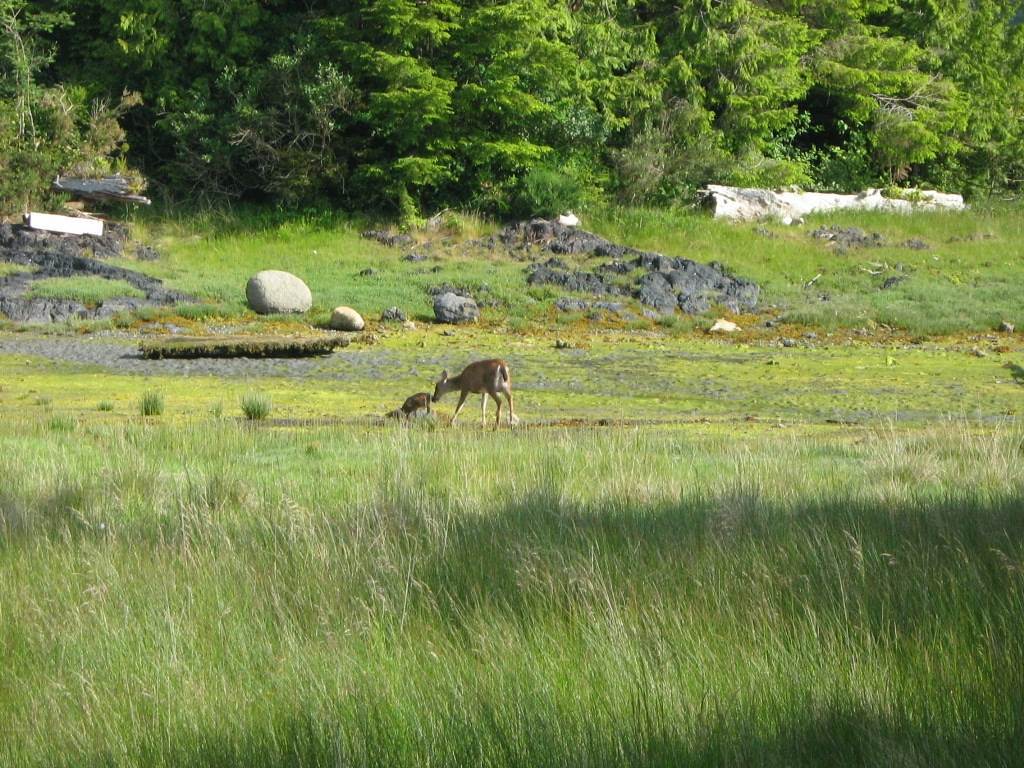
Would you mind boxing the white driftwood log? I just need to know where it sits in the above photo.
[52,174,151,205]
[701,185,965,223]
[25,212,104,237]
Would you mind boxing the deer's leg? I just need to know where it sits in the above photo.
[450,391,469,425]
[493,393,502,429]
[506,391,515,426]
[480,393,487,427]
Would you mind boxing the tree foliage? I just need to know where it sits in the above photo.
[1,0,1020,215]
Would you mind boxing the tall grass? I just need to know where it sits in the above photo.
[0,420,1021,766]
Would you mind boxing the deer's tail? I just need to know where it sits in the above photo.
[499,364,509,383]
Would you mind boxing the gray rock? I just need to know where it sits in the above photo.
[881,275,907,290]
[380,306,407,322]
[555,297,590,312]
[245,270,312,314]
[782,338,797,348]
[329,306,365,331]
[637,272,677,314]
[433,292,479,324]
[1000,321,1015,333]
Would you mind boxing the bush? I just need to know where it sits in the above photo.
[241,392,272,421]
[513,163,587,218]
[139,391,164,417]
[97,401,114,412]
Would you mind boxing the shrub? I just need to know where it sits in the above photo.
[241,392,272,421]
[514,163,587,218]
[97,401,114,412]
[139,391,164,417]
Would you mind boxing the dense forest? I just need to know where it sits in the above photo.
[1,0,1022,217]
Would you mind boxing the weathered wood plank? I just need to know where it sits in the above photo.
[26,212,104,237]
[52,174,152,205]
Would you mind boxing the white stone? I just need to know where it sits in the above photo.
[245,270,312,314]
[709,318,740,333]
[329,306,364,331]
[557,212,580,227]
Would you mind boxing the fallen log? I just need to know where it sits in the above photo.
[139,335,349,360]
[701,185,965,223]
[52,174,151,206]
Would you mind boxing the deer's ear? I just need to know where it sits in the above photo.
[440,369,448,381]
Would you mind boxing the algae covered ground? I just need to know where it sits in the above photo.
[1,205,1023,767]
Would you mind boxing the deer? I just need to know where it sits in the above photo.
[386,392,432,421]
[433,359,515,428]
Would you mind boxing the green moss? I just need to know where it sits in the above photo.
[25,277,145,306]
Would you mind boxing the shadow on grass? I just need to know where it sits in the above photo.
[413,485,1024,626]
[1005,361,1024,385]
[8,488,1024,768]
[36,701,1023,768]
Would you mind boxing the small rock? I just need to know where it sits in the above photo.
[764,319,777,328]
[245,270,312,314]
[971,347,988,357]
[782,338,797,348]
[402,252,427,262]
[881,275,907,290]
[358,267,378,277]
[329,306,364,331]
[402,320,417,331]
[433,292,479,324]
[803,331,818,339]
[999,321,1015,333]
[708,318,740,333]
[901,239,929,250]
[442,329,456,337]
[380,306,407,322]
[555,297,590,312]
[361,230,414,248]
[554,338,574,349]
[135,245,160,261]
[557,212,580,227]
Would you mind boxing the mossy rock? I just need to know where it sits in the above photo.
[139,335,348,360]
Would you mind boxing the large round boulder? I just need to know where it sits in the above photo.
[246,270,312,314]
[329,306,364,331]
[433,292,479,324]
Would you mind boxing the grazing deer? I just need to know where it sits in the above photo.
[433,359,515,428]
[387,393,431,421]
[399,392,431,419]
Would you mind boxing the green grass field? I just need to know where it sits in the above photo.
[0,419,1022,766]
[1,204,1022,766]
[113,203,1024,336]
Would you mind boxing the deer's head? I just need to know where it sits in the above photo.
[432,370,451,402]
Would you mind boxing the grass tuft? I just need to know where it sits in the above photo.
[138,390,164,417]
[240,392,272,421]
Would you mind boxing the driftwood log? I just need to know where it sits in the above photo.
[53,174,151,206]
[701,185,965,223]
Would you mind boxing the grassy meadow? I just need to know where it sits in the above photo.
[108,203,1024,335]
[1,418,1023,767]
[1,203,1023,766]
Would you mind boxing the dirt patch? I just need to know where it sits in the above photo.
[0,223,192,323]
